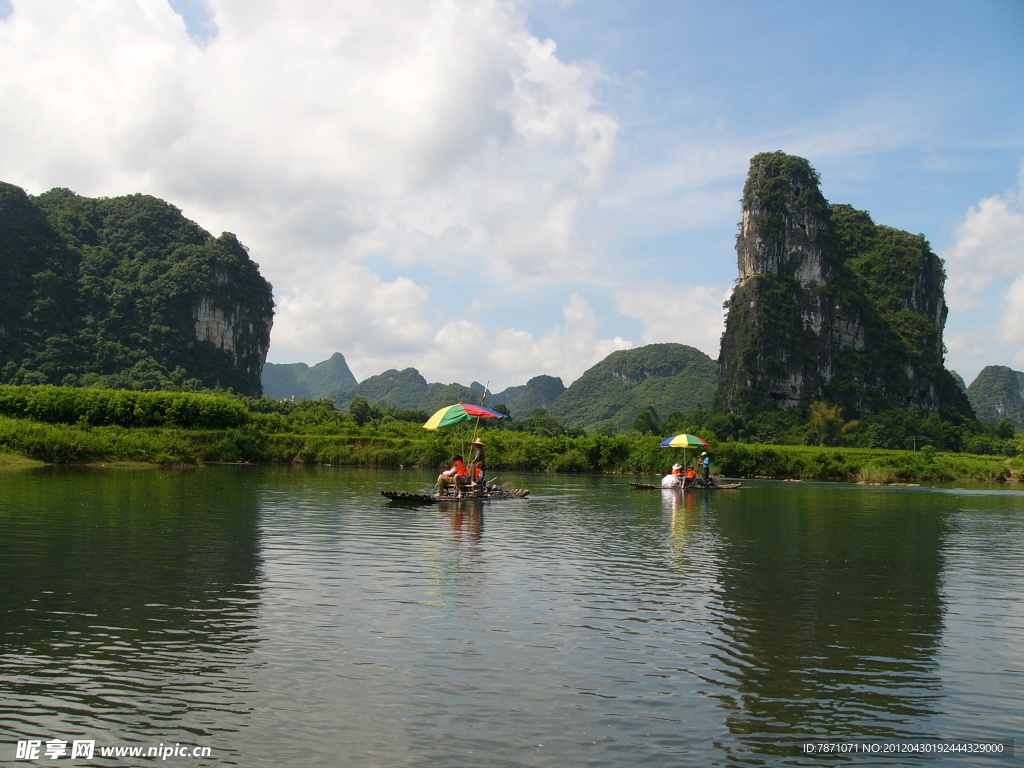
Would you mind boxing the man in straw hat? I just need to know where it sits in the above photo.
[469,438,486,490]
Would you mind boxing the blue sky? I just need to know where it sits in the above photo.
[1,0,1021,390]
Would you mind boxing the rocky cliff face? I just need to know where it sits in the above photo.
[182,234,274,395]
[717,152,970,418]
[193,295,272,392]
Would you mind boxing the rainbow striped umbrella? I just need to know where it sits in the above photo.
[659,433,709,470]
[423,403,505,430]
[659,434,709,449]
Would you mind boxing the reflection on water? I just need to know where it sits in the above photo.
[1,466,1022,767]
[0,467,262,765]
[707,484,948,757]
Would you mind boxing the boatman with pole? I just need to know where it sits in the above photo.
[469,438,486,489]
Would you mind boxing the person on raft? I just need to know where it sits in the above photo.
[436,454,471,496]
[700,452,714,486]
[684,464,698,487]
[661,463,684,488]
[469,438,486,488]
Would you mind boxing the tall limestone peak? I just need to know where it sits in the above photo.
[737,152,832,285]
[717,151,971,419]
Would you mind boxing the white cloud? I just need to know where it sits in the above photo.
[943,174,1024,311]
[0,0,623,388]
[270,261,434,378]
[417,293,632,389]
[614,283,728,360]
[0,1,197,191]
[1000,275,1024,371]
[940,168,1024,380]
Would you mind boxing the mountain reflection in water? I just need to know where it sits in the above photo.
[1,467,1020,767]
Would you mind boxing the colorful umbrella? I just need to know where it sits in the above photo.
[659,433,710,472]
[659,434,709,449]
[423,403,505,431]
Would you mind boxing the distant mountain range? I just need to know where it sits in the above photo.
[262,347,1022,433]
[262,343,718,431]
[262,353,357,401]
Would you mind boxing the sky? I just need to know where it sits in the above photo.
[1,0,1022,391]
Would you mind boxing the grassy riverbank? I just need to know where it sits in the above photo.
[0,412,1019,485]
[0,384,1019,483]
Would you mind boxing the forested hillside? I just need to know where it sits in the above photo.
[0,183,274,396]
[967,366,1024,432]
[492,375,566,420]
[549,343,717,431]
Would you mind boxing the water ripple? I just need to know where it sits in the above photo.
[2,468,1022,766]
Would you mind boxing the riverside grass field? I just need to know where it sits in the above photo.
[1,386,1020,485]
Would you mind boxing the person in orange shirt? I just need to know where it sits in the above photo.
[683,465,698,488]
[436,454,470,496]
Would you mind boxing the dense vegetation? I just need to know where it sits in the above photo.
[1,385,1019,484]
[684,400,1018,456]
[0,182,273,395]
[967,365,1024,432]
[548,343,717,431]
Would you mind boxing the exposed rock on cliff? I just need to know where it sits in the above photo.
[717,152,971,419]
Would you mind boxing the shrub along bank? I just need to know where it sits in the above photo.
[0,385,1019,484]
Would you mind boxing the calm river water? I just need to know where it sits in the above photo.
[1,465,1022,766]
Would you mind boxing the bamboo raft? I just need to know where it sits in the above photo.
[628,480,741,491]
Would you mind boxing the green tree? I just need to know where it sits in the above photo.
[514,408,565,437]
[349,396,373,426]
[810,401,846,446]
[631,406,661,435]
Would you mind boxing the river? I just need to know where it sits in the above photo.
[1,465,1021,766]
